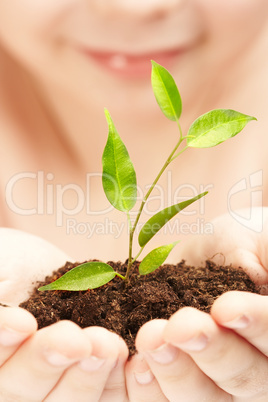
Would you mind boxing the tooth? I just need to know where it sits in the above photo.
[108,54,128,69]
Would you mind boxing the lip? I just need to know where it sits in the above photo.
[79,47,184,79]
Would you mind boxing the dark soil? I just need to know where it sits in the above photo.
[20,260,260,356]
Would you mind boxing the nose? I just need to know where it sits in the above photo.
[92,0,186,20]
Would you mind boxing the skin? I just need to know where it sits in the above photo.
[0,229,129,401]
[2,219,268,401]
[0,0,267,260]
[133,209,268,401]
[0,0,268,400]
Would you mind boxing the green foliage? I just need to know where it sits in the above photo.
[38,262,118,291]
[39,61,256,293]
[138,192,208,248]
[187,109,256,148]
[139,242,179,275]
[102,109,137,212]
[151,60,182,121]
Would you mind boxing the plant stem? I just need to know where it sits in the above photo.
[170,145,189,162]
[127,211,133,231]
[125,121,187,280]
[132,246,145,264]
[115,272,126,280]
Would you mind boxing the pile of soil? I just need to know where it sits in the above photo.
[20,260,260,356]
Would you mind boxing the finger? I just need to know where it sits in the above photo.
[0,307,37,366]
[181,234,268,285]
[100,336,129,402]
[211,291,268,356]
[223,248,268,286]
[0,320,92,401]
[164,307,268,399]
[126,353,168,402]
[0,228,72,306]
[45,327,127,402]
[179,210,268,286]
[136,319,230,402]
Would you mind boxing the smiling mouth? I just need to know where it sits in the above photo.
[79,47,185,79]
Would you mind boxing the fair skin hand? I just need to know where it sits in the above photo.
[2,213,268,401]
[0,229,129,402]
[0,1,268,260]
[132,208,268,401]
[0,0,268,400]
[179,207,268,287]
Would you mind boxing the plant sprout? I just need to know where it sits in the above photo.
[39,61,256,292]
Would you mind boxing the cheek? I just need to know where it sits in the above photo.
[0,0,76,64]
[0,0,76,28]
[196,0,268,37]
[193,0,268,65]
[198,0,268,17]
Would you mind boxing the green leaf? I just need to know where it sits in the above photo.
[138,191,208,247]
[139,242,179,275]
[151,60,182,121]
[187,109,257,148]
[38,262,116,291]
[102,109,137,212]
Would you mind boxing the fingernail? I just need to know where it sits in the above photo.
[148,343,178,364]
[0,327,27,346]
[79,355,106,372]
[222,314,250,329]
[44,350,77,366]
[174,333,208,352]
[134,369,154,385]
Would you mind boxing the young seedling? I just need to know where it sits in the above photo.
[39,61,256,292]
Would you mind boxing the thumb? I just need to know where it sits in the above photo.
[0,228,73,306]
[180,208,268,286]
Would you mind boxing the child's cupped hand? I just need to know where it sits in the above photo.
[131,207,268,401]
[0,228,128,401]
[180,206,268,288]
[2,214,268,401]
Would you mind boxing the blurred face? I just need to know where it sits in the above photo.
[0,0,267,113]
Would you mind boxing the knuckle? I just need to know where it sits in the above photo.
[0,390,35,402]
[221,363,268,397]
[104,380,125,393]
[129,391,164,402]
